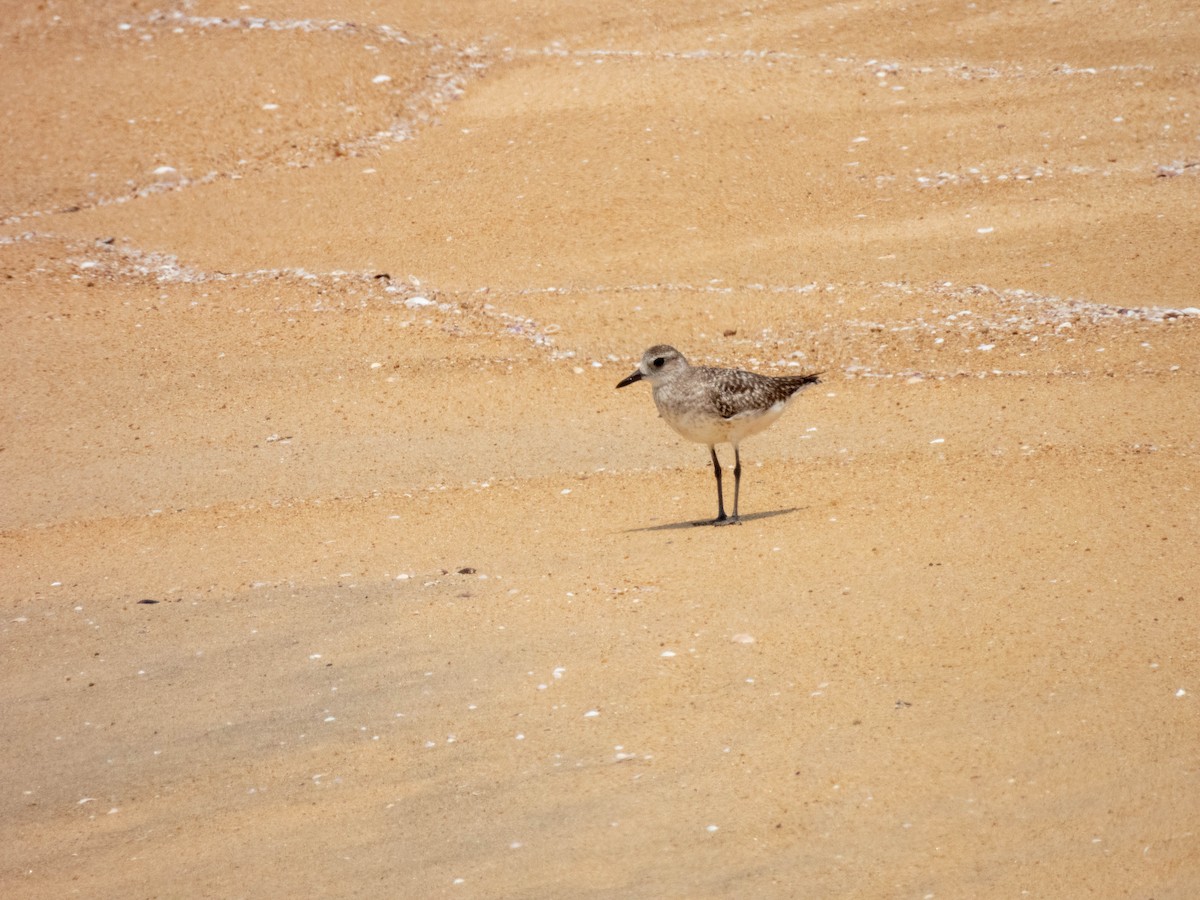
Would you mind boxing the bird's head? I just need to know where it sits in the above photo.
[616,345,687,388]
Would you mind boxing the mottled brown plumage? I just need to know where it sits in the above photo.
[706,367,822,420]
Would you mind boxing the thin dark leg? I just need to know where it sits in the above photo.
[731,445,742,520]
[713,444,742,526]
[709,445,727,523]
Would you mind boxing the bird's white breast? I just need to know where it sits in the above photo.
[657,395,791,446]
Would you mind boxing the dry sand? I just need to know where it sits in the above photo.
[3,1,1199,897]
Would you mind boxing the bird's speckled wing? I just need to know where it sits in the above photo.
[704,369,821,419]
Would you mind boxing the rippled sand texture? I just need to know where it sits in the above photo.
[3,2,1199,897]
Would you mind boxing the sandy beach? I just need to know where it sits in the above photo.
[3,2,1199,897]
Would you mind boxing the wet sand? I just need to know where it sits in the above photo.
[3,2,1199,897]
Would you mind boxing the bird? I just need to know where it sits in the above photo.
[616,345,821,525]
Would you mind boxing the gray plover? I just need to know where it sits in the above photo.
[617,345,821,525]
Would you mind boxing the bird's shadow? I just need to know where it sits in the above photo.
[622,506,802,533]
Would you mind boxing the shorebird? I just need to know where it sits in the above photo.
[616,345,821,525]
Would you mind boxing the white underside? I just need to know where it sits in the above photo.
[661,398,791,446]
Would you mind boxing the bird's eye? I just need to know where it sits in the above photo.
[652,357,665,368]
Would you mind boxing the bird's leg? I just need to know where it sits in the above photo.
[714,444,743,526]
[711,445,727,522]
[731,445,742,521]
[696,444,728,525]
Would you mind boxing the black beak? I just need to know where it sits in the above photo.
[616,370,644,389]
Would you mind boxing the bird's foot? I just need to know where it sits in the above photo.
[695,515,741,527]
